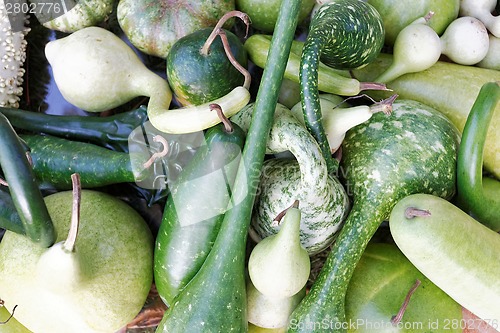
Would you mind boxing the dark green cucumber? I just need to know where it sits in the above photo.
[166,27,247,106]
[287,100,459,332]
[20,134,145,190]
[0,106,148,151]
[456,81,500,232]
[0,114,55,247]
[300,0,385,174]
[155,1,301,331]
[154,120,246,306]
[0,186,24,235]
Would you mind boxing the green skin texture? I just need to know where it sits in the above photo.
[167,28,248,106]
[20,134,141,190]
[346,243,462,333]
[367,0,460,46]
[117,0,235,59]
[0,186,24,235]
[456,82,500,232]
[154,122,245,307]
[287,100,459,332]
[235,0,316,33]
[351,53,500,179]
[300,0,385,175]
[0,190,153,333]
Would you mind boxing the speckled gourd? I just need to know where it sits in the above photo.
[231,103,350,255]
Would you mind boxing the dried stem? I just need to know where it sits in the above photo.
[64,173,81,253]
[272,200,300,226]
[391,279,421,325]
[200,10,251,56]
[143,135,169,169]
[404,207,432,219]
[217,29,252,90]
[0,302,18,325]
[210,103,233,133]
[370,94,399,115]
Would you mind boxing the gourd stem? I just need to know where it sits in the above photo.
[370,94,398,115]
[200,10,251,56]
[404,207,431,219]
[143,135,169,169]
[64,173,81,253]
[391,279,421,325]
[210,103,234,133]
[358,82,389,92]
[272,199,300,225]
[217,29,251,89]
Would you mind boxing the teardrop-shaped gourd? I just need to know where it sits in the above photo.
[246,279,306,329]
[375,17,441,83]
[440,16,490,65]
[45,26,171,113]
[248,204,311,299]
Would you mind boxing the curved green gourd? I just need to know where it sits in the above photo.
[287,100,459,332]
[456,81,500,231]
[300,0,385,174]
[155,0,302,331]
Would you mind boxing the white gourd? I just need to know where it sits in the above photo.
[477,34,500,70]
[440,16,490,65]
[459,0,500,37]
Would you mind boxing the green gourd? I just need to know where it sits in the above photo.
[299,0,385,174]
[287,100,459,332]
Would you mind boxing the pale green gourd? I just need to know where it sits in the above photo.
[246,280,306,329]
[45,26,250,134]
[440,16,490,65]
[477,34,500,70]
[248,203,310,299]
[375,15,441,83]
[459,0,500,37]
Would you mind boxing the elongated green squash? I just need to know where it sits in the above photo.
[352,53,500,179]
[155,1,302,331]
[287,100,459,332]
[154,120,245,306]
[389,193,500,323]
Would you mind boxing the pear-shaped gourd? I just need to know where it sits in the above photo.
[248,203,310,299]
[375,15,441,83]
[0,174,154,333]
[246,279,306,329]
[45,26,171,113]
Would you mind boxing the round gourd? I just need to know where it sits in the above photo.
[166,28,248,106]
[117,0,235,59]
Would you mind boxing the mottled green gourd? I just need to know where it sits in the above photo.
[287,100,459,332]
[231,104,350,255]
[300,0,385,174]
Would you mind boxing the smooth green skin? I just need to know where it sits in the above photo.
[0,113,55,247]
[117,0,235,59]
[456,82,500,232]
[0,190,154,333]
[389,193,500,323]
[346,243,462,333]
[155,0,302,331]
[21,134,141,190]
[235,0,315,32]
[154,122,245,307]
[166,28,247,106]
[0,187,24,235]
[367,0,460,46]
[0,306,31,333]
[351,53,500,179]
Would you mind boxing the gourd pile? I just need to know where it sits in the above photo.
[0,0,499,332]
